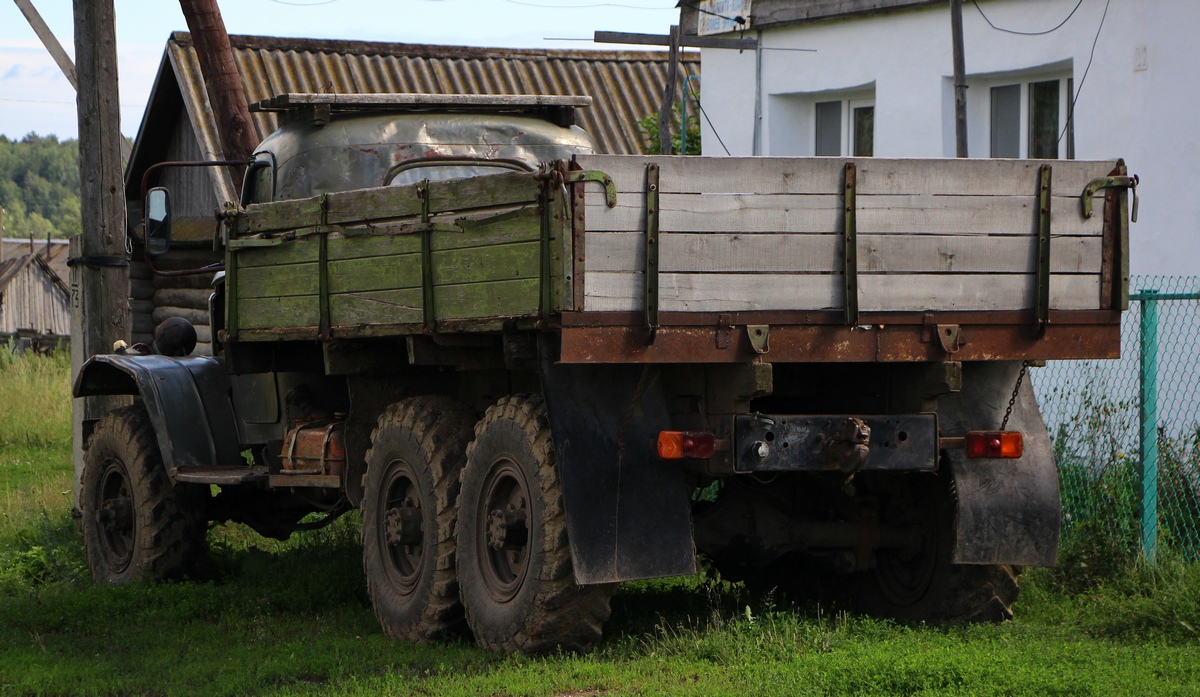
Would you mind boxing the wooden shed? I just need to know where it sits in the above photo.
[0,252,70,338]
[124,32,698,355]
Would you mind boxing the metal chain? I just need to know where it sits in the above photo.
[1000,361,1030,431]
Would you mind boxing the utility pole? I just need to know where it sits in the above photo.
[71,0,130,495]
[951,0,969,157]
[179,0,257,187]
[657,25,681,155]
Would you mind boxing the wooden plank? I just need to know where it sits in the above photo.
[434,278,541,319]
[584,271,1100,312]
[327,232,422,262]
[237,295,319,329]
[329,288,423,326]
[575,155,1118,198]
[325,186,423,224]
[326,206,541,261]
[329,255,422,294]
[434,241,541,286]
[426,171,541,213]
[241,197,324,234]
[235,239,320,267]
[584,192,1103,236]
[238,262,319,298]
[585,232,1101,275]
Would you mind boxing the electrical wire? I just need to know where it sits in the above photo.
[1058,0,1111,145]
[686,80,730,156]
[680,0,748,26]
[971,0,1084,36]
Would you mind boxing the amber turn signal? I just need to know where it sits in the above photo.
[657,431,716,459]
[964,431,1023,459]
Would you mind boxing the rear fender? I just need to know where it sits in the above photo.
[939,361,1060,567]
[74,354,242,474]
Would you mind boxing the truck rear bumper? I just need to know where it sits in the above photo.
[733,413,938,473]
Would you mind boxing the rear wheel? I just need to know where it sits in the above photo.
[457,395,615,655]
[362,396,476,643]
[858,473,1019,623]
[81,405,207,584]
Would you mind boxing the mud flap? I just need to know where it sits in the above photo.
[538,339,696,584]
[939,361,1060,567]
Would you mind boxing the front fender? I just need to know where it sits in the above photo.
[74,354,241,473]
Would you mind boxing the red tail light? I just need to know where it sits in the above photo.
[657,431,716,459]
[965,431,1023,459]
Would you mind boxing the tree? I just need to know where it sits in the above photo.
[637,90,702,156]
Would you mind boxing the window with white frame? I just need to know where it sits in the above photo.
[981,73,1075,159]
[767,85,875,157]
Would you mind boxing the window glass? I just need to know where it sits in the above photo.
[1066,77,1076,160]
[814,101,842,156]
[853,106,874,157]
[990,84,1020,158]
[1028,79,1060,159]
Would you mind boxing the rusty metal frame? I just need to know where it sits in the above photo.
[842,162,859,326]
[417,180,435,331]
[1033,164,1052,339]
[644,162,661,342]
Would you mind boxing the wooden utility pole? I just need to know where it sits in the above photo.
[657,26,682,155]
[179,0,257,186]
[951,0,969,157]
[71,0,130,491]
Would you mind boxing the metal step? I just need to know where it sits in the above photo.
[171,465,269,485]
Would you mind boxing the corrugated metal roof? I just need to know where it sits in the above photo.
[157,32,697,203]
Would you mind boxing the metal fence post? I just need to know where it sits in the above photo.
[1137,289,1159,562]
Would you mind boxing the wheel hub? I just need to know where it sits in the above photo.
[486,506,528,550]
[97,497,133,529]
[385,498,423,546]
[96,459,135,571]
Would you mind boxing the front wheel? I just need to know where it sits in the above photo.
[457,395,615,655]
[80,405,207,584]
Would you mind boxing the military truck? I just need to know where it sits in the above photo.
[74,92,1136,655]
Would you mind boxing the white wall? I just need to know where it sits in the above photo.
[699,0,1200,275]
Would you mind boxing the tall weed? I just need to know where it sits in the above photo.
[0,348,71,448]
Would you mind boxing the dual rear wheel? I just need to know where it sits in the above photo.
[361,395,613,655]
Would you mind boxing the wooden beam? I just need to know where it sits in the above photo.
[71,0,131,501]
[179,0,258,186]
[15,0,132,165]
[594,30,755,50]
[659,27,681,155]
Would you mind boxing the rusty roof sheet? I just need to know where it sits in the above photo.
[1,239,70,284]
[140,32,697,203]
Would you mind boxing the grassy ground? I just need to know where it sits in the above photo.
[1,352,1198,696]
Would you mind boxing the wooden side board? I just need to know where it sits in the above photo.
[573,155,1120,315]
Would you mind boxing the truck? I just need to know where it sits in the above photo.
[74,92,1136,655]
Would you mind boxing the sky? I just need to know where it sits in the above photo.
[0,0,681,141]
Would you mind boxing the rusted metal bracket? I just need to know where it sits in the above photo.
[842,162,859,326]
[936,324,962,353]
[418,180,436,331]
[565,169,618,208]
[644,163,660,343]
[1082,174,1138,222]
[716,313,732,349]
[1034,164,1053,339]
[746,325,770,354]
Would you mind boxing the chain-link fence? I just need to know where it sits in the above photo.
[1033,276,1200,563]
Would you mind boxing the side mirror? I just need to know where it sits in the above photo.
[145,187,171,257]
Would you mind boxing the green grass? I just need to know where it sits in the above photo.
[2,351,1199,696]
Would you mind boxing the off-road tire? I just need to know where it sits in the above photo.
[457,395,616,656]
[858,472,1020,624]
[81,405,207,584]
[362,396,477,643]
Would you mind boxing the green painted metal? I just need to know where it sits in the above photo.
[842,162,859,326]
[417,181,435,331]
[1081,174,1138,221]
[644,162,660,342]
[1138,288,1160,562]
[566,170,618,208]
[1034,164,1053,339]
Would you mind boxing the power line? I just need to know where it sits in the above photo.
[1059,0,1111,145]
[503,0,675,9]
[686,80,730,156]
[678,0,746,26]
[972,0,1084,36]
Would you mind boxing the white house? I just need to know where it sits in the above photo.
[682,0,1199,275]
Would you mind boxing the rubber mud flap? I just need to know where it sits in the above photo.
[537,338,696,584]
[940,361,1060,567]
